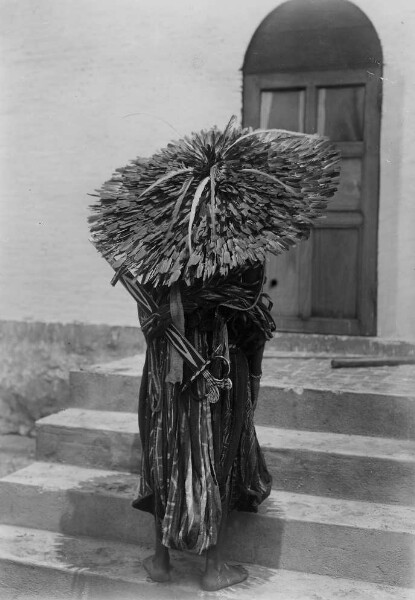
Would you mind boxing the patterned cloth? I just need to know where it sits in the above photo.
[132,272,274,553]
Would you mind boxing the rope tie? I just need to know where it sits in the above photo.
[141,304,172,339]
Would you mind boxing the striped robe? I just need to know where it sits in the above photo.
[133,281,273,553]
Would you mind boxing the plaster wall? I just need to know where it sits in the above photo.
[0,0,414,338]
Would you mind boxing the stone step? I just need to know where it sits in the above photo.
[36,408,415,505]
[1,462,414,587]
[69,355,415,439]
[1,525,413,600]
[268,333,415,357]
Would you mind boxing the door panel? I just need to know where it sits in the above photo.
[261,89,306,131]
[317,85,365,141]
[331,158,361,210]
[267,243,302,317]
[244,69,381,335]
[311,228,359,318]
[260,87,307,319]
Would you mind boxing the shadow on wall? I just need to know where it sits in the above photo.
[0,320,145,436]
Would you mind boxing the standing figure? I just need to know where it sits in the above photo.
[89,117,340,592]
[134,265,275,590]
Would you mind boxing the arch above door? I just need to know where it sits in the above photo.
[243,0,383,336]
[244,0,382,74]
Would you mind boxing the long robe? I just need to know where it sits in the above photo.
[132,272,274,552]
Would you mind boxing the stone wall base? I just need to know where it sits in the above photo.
[0,320,145,436]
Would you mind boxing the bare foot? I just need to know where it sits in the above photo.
[201,563,248,591]
[143,554,171,583]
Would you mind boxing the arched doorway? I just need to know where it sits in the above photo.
[243,0,383,336]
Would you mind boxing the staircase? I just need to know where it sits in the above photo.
[1,335,415,599]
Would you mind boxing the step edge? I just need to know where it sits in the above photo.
[70,367,415,400]
[2,462,415,535]
[0,524,413,598]
[35,409,415,462]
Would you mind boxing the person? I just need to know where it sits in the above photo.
[89,118,339,592]
[132,263,275,591]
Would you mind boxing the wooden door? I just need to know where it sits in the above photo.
[244,69,381,335]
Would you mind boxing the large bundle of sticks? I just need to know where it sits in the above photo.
[89,117,340,287]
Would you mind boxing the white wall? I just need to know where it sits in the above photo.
[0,0,414,338]
[366,0,415,339]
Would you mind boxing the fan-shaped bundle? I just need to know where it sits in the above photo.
[89,117,340,287]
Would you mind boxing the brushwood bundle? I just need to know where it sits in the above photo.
[89,117,340,287]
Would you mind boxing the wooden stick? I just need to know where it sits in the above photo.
[331,357,415,369]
